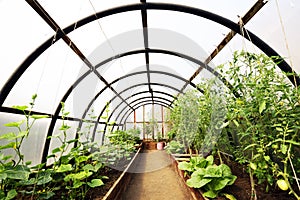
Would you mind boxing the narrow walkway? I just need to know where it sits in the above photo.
[120,150,193,200]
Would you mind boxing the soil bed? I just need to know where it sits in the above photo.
[216,155,294,200]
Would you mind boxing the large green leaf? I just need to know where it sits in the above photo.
[12,105,28,111]
[178,162,193,172]
[259,100,266,114]
[220,164,232,176]
[191,168,206,177]
[56,164,73,173]
[205,155,214,166]
[75,155,89,164]
[203,190,218,198]
[4,120,24,128]
[0,172,7,180]
[83,164,94,172]
[39,191,55,199]
[204,166,222,178]
[5,189,17,200]
[19,178,36,185]
[0,133,16,140]
[72,180,84,189]
[5,169,30,180]
[37,171,52,185]
[30,115,49,119]
[87,179,104,188]
[186,177,211,188]
[64,171,92,181]
[210,178,231,191]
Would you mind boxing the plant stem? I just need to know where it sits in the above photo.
[249,168,257,200]
[217,149,223,164]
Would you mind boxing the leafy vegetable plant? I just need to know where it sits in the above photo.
[179,155,236,198]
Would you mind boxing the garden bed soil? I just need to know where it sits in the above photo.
[85,166,123,200]
[216,155,294,200]
[172,153,296,200]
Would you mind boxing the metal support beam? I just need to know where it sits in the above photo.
[175,0,268,102]
[141,0,154,103]
[25,0,134,163]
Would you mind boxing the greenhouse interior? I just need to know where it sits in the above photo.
[1,0,300,199]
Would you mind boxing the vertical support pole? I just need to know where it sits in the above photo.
[161,105,164,138]
[134,110,137,129]
[152,104,155,140]
[143,105,145,140]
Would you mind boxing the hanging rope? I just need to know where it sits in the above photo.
[51,4,83,112]
[35,28,59,96]
[275,0,297,88]
[87,0,125,74]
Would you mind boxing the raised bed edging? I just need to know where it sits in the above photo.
[102,147,142,200]
[169,154,207,200]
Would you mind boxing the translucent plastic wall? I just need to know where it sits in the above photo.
[1,0,299,165]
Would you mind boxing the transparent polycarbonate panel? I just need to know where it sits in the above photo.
[147,10,230,60]
[96,54,146,84]
[131,97,168,109]
[134,107,144,122]
[153,92,174,102]
[78,121,97,144]
[151,84,178,96]
[68,12,144,67]
[39,0,138,29]
[150,73,186,90]
[97,54,147,84]
[0,112,50,166]
[245,0,300,73]
[91,11,143,46]
[65,72,107,119]
[67,20,112,57]
[149,54,199,80]
[0,0,54,90]
[4,40,90,114]
[47,120,78,165]
[147,0,256,22]
[91,88,116,119]
[210,34,263,71]
[111,102,129,124]
[127,91,152,105]
[94,124,105,145]
[113,73,149,97]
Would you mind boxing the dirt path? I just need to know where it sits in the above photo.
[120,150,193,200]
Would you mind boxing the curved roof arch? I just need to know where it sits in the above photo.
[1,1,298,109]
[1,1,299,163]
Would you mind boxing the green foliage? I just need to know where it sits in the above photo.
[0,98,109,199]
[179,155,236,199]
[221,51,300,199]
[165,140,185,154]
[169,51,300,199]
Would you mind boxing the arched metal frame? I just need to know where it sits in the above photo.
[89,82,182,143]
[0,2,298,162]
[76,49,218,130]
[109,100,173,141]
[119,102,171,132]
[116,102,171,131]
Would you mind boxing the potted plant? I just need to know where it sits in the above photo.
[156,132,165,150]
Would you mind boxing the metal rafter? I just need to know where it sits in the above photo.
[116,102,169,131]
[90,82,181,142]
[141,0,154,104]
[173,0,268,105]
[25,0,134,163]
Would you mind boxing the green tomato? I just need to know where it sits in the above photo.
[249,162,257,170]
[277,179,289,191]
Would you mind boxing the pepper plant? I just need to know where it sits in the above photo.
[221,51,300,199]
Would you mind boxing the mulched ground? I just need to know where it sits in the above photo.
[215,155,295,200]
